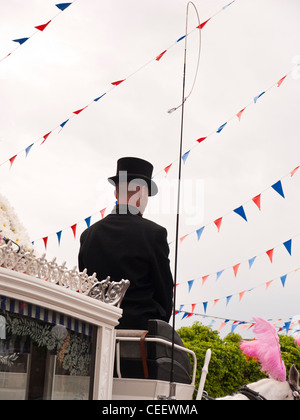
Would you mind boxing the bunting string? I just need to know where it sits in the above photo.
[178,232,299,289]
[32,204,112,249]
[156,68,298,179]
[176,266,300,316]
[0,1,242,170]
[176,163,299,246]
[174,311,300,336]
[32,161,299,250]
[0,0,235,66]
[2,60,297,183]
[0,2,76,64]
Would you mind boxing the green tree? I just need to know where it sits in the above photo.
[177,322,300,399]
[279,335,300,371]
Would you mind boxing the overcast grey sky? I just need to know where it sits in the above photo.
[1,0,300,337]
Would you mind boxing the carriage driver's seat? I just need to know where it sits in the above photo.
[114,319,192,384]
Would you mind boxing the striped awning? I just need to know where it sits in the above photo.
[0,295,93,336]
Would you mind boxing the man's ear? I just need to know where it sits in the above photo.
[134,185,141,197]
[140,185,147,197]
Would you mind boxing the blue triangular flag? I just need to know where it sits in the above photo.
[203,302,208,314]
[13,38,29,45]
[188,280,194,293]
[272,180,285,198]
[283,239,292,256]
[216,270,224,281]
[226,295,233,306]
[216,122,227,133]
[196,226,204,241]
[182,150,190,164]
[177,35,186,43]
[181,312,189,320]
[254,91,265,104]
[179,304,184,313]
[56,231,62,246]
[248,256,256,269]
[85,216,91,228]
[25,144,34,157]
[56,3,72,11]
[60,119,69,128]
[94,93,106,102]
[233,205,248,222]
[280,274,287,288]
[230,323,239,334]
[283,320,291,334]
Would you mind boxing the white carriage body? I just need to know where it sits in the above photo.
[0,243,198,400]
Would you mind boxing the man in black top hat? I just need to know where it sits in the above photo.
[78,157,174,330]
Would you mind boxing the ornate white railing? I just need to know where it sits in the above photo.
[0,241,129,307]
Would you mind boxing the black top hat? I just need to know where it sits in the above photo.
[108,157,158,196]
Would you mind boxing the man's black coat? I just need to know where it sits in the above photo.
[78,205,174,330]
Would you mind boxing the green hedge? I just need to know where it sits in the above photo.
[177,322,300,399]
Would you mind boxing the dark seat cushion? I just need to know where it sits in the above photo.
[115,319,192,384]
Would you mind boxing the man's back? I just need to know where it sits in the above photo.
[78,205,174,330]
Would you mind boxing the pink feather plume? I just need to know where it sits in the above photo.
[240,317,286,382]
[294,334,300,347]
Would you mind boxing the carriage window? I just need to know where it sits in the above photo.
[0,298,96,400]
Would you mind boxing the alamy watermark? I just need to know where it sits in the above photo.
[147,178,205,226]
[96,175,205,227]
[292,55,300,80]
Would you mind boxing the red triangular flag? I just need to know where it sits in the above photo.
[239,291,246,302]
[252,194,261,211]
[100,208,106,219]
[35,20,51,31]
[277,75,287,87]
[291,166,299,177]
[266,280,273,290]
[266,249,274,263]
[111,79,125,86]
[196,137,207,144]
[41,131,52,145]
[180,234,188,244]
[236,108,246,121]
[214,217,222,232]
[197,18,211,29]
[202,275,209,286]
[156,50,167,61]
[218,322,227,332]
[73,106,88,115]
[164,164,172,175]
[43,237,48,250]
[191,303,196,314]
[9,155,17,168]
[71,224,77,238]
[213,299,220,307]
[233,263,240,278]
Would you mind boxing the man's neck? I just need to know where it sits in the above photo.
[113,204,142,216]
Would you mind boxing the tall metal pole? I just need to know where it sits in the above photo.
[169,2,201,399]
